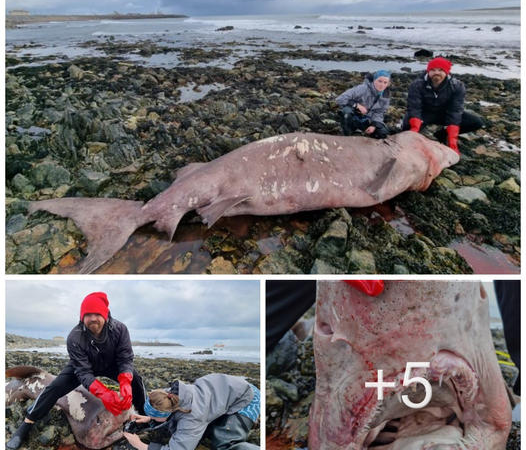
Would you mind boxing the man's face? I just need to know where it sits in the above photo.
[428,68,447,85]
[83,313,105,336]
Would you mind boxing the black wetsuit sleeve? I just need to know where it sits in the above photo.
[444,81,465,126]
[115,323,134,375]
[67,332,96,389]
[406,80,423,120]
[266,280,317,352]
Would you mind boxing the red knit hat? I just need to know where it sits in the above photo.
[427,57,452,74]
[80,292,109,320]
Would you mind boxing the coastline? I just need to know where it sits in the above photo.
[5,15,520,275]
[6,13,188,29]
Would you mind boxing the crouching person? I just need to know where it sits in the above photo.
[336,70,391,139]
[124,373,260,450]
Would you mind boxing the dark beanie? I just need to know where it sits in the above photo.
[80,292,109,320]
[427,57,452,74]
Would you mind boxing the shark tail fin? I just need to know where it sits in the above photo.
[29,197,148,273]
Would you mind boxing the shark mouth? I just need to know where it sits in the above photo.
[359,351,479,450]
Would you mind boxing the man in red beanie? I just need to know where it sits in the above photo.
[402,56,483,154]
[7,292,146,450]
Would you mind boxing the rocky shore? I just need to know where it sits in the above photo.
[5,351,260,450]
[266,313,520,449]
[5,37,520,274]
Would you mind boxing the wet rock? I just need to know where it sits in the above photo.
[77,169,111,194]
[452,186,488,204]
[393,264,410,274]
[310,259,343,274]
[6,214,28,235]
[414,49,433,57]
[11,173,35,194]
[207,256,236,274]
[86,141,108,154]
[492,26,503,32]
[38,425,57,445]
[348,249,376,273]
[267,330,298,376]
[216,26,234,31]
[67,64,84,80]
[314,219,348,258]
[257,249,304,274]
[266,382,284,416]
[268,378,299,402]
[498,177,520,193]
[30,162,71,189]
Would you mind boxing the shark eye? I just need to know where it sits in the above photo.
[317,321,333,336]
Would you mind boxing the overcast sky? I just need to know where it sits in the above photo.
[6,280,260,347]
[5,0,520,16]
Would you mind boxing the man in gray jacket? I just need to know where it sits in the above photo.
[123,373,260,450]
[335,70,391,139]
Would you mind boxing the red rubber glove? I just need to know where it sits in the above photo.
[89,379,123,416]
[118,372,133,410]
[446,125,460,154]
[343,280,385,296]
[408,117,423,132]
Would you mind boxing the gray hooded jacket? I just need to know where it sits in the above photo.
[335,75,390,124]
[148,374,254,450]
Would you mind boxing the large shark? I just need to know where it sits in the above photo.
[28,131,459,272]
[309,281,512,449]
[6,366,132,449]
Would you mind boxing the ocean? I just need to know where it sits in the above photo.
[6,10,520,79]
[7,344,260,363]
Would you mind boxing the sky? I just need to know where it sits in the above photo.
[5,280,260,347]
[5,0,520,16]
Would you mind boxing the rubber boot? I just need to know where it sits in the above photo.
[7,421,33,449]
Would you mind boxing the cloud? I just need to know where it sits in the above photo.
[6,280,260,346]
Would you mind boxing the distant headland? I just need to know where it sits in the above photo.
[6,12,188,29]
[6,333,183,348]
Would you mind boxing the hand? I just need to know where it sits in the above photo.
[344,280,384,296]
[123,432,148,450]
[408,117,423,132]
[89,379,123,416]
[118,372,133,410]
[355,103,367,114]
[446,124,460,154]
[130,413,151,423]
[365,126,376,134]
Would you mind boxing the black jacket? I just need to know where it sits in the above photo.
[406,72,466,126]
[66,315,134,389]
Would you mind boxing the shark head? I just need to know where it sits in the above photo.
[309,281,512,450]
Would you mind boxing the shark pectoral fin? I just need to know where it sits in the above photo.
[362,156,398,201]
[197,195,252,228]
[29,198,147,273]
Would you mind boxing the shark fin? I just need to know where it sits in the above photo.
[197,195,252,228]
[362,156,398,201]
[29,198,148,273]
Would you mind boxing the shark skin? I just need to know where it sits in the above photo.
[28,131,459,272]
[309,281,512,450]
[6,366,132,449]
